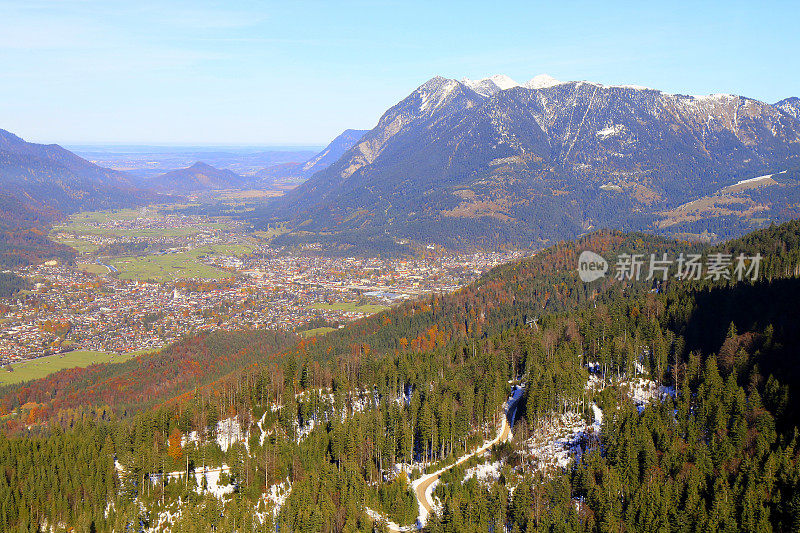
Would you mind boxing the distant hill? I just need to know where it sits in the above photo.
[147,161,248,192]
[264,75,800,251]
[70,145,319,179]
[0,128,163,267]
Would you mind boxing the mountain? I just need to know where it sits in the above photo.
[777,96,800,120]
[300,129,368,176]
[0,129,163,267]
[265,75,800,250]
[254,129,368,186]
[147,161,248,192]
[0,129,158,215]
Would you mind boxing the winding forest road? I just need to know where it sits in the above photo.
[368,387,524,532]
[409,386,523,529]
[413,415,511,515]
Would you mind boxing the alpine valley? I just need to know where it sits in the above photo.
[3,72,800,533]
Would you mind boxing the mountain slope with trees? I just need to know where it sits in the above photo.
[2,221,800,531]
[0,128,165,267]
[260,76,800,251]
[147,162,248,192]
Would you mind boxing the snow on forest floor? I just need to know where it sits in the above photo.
[621,378,676,413]
[255,477,292,523]
[217,417,247,451]
[464,460,503,484]
[365,507,416,533]
[144,471,289,532]
[522,411,600,473]
[462,372,675,488]
[179,416,248,451]
[149,464,235,498]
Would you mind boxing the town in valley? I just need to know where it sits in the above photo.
[0,204,525,376]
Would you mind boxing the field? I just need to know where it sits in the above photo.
[310,302,389,315]
[91,244,254,282]
[298,326,337,338]
[0,350,131,386]
[102,252,232,282]
[191,244,254,257]
[51,207,231,238]
[49,236,101,254]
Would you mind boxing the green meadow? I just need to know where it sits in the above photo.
[105,252,231,282]
[310,302,389,315]
[0,350,131,386]
[51,207,231,239]
[298,326,337,338]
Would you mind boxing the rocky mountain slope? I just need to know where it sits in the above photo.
[254,129,368,186]
[300,128,367,177]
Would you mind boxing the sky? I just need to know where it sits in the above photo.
[1,0,798,146]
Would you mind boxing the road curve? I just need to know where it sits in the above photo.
[414,415,510,515]
[370,386,523,531]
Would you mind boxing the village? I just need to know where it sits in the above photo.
[0,246,526,366]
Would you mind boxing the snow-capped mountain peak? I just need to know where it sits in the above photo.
[525,74,563,89]
[461,74,521,96]
[485,74,520,90]
[461,73,566,94]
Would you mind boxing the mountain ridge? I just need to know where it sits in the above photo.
[0,128,165,266]
[265,75,800,250]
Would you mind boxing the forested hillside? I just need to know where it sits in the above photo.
[0,128,165,267]
[2,221,800,531]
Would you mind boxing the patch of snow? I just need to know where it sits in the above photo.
[365,507,416,532]
[262,477,292,517]
[146,507,182,532]
[486,74,520,90]
[591,404,603,428]
[463,460,502,484]
[462,74,521,96]
[586,374,604,391]
[623,378,676,413]
[216,417,247,452]
[523,411,599,473]
[610,84,655,90]
[596,124,625,139]
[181,430,199,447]
[197,466,235,498]
[150,465,235,499]
[693,93,735,101]
[736,173,776,185]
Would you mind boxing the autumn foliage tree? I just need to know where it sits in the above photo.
[168,427,183,462]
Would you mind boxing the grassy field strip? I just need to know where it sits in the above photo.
[310,302,389,314]
[108,253,231,282]
[298,327,337,338]
[0,350,131,386]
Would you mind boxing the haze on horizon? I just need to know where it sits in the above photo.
[2,0,798,146]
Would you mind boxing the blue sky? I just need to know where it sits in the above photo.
[1,0,797,145]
